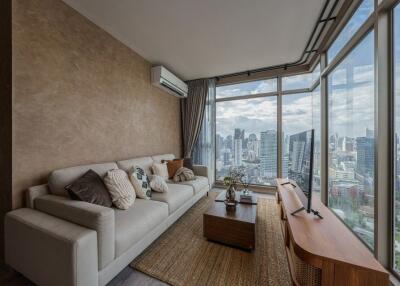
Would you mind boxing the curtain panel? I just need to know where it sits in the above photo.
[192,79,216,184]
[181,79,209,158]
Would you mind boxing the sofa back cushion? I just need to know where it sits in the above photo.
[152,154,175,164]
[48,162,118,197]
[117,156,153,176]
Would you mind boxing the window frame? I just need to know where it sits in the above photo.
[391,0,400,278]
[214,70,321,189]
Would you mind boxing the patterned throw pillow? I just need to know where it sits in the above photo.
[128,166,151,199]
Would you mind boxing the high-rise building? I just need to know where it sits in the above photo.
[247,133,259,159]
[225,135,233,151]
[366,128,374,139]
[216,134,223,159]
[356,137,374,175]
[260,130,277,177]
[342,137,354,152]
[223,150,230,166]
[248,133,257,141]
[233,129,244,166]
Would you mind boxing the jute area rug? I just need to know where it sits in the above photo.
[130,192,291,286]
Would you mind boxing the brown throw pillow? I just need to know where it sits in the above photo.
[162,159,184,179]
[65,169,112,207]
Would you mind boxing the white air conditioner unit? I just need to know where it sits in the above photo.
[151,66,188,98]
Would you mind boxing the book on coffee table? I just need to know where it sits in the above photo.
[240,195,253,204]
[215,190,257,205]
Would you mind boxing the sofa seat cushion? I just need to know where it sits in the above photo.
[114,199,168,257]
[151,184,193,214]
[173,176,209,194]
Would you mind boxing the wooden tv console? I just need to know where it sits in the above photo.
[276,178,389,286]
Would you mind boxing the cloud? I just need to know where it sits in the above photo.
[216,79,276,99]
[282,74,312,90]
[216,97,277,137]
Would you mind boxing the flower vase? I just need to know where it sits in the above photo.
[225,184,236,211]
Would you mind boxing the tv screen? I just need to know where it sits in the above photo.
[288,129,314,212]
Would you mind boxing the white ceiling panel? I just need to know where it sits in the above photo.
[63,0,325,80]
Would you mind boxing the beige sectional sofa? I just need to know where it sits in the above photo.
[5,154,209,286]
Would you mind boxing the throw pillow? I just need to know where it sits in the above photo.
[173,167,196,182]
[149,175,169,193]
[128,166,151,199]
[65,169,112,207]
[151,162,169,180]
[162,159,184,179]
[104,169,136,210]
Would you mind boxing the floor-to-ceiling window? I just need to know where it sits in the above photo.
[327,31,375,248]
[215,79,278,186]
[393,2,400,274]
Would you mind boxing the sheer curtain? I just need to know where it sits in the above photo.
[192,79,216,185]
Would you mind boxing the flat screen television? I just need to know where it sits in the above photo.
[282,129,322,218]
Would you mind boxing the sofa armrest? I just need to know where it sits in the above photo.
[192,165,208,178]
[34,194,115,270]
[26,184,49,209]
[5,208,98,286]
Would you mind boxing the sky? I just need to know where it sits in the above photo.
[327,0,374,63]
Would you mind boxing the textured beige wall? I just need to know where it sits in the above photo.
[12,0,182,208]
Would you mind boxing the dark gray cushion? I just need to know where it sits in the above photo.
[183,158,194,171]
[65,169,112,207]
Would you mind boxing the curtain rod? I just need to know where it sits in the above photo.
[214,0,339,81]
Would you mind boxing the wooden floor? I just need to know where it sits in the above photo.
[1,189,274,286]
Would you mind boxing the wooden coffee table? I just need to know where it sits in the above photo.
[203,193,257,250]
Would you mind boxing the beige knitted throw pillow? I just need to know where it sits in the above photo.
[104,169,136,210]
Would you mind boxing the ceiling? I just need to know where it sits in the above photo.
[63,0,325,80]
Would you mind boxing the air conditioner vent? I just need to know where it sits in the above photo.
[151,66,188,98]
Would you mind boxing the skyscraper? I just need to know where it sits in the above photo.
[233,129,244,166]
[356,137,374,175]
[247,133,259,159]
[216,134,223,159]
[226,135,233,151]
[260,130,277,177]
[366,128,374,139]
